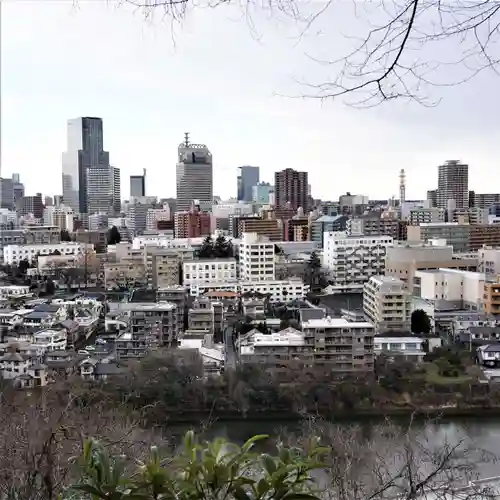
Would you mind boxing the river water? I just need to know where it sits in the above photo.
[172,416,500,481]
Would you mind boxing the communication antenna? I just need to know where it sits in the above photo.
[184,132,190,147]
[399,169,406,204]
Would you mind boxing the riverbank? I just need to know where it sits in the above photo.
[162,404,500,425]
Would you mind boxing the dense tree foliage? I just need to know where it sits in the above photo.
[107,226,122,245]
[411,309,432,335]
[60,229,72,242]
[198,235,234,259]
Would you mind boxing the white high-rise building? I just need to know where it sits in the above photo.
[176,133,213,212]
[322,232,393,294]
[43,205,75,232]
[437,160,469,210]
[239,232,275,282]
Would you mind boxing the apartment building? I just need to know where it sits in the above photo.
[478,247,500,277]
[157,286,187,333]
[348,213,405,240]
[469,225,500,250]
[183,259,237,287]
[363,276,411,333]
[310,215,349,248]
[484,279,500,316]
[407,223,470,252]
[408,208,445,225]
[322,232,393,293]
[374,335,426,360]
[385,241,478,293]
[237,327,306,367]
[115,302,178,359]
[237,217,283,241]
[143,247,181,288]
[104,261,147,289]
[3,242,92,266]
[414,268,485,310]
[239,232,275,282]
[301,317,375,373]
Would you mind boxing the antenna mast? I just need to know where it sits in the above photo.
[399,169,406,204]
[184,132,190,147]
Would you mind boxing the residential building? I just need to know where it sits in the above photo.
[363,276,411,333]
[373,335,425,361]
[128,200,151,236]
[406,223,470,252]
[252,182,272,203]
[284,217,309,242]
[144,247,181,288]
[3,242,92,265]
[33,329,67,351]
[413,268,485,310]
[348,212,405,240]
[385,241,477,292]
[478,247,500,278]
[157,286,187,333]
[104,261,147,289]
[301,317,375,373]
[62,117,113,215]
[470,225,500,250]
[183,259,238,287]
[176,134,213,212]
[174,207,212,238]
[408,208,445,225]
[116,302,178,359]
[147,205,171,230]
[236,217,282,241]
[130,169,146,198]
[472,193,500,209]
[274,168,308,211]
[310,215,348,248]
[88,212,109,231]
[451,208,489,225]
[237,166,260,202]
[437,160,469,209]
[239,232,275,282]
[426,189,438,208]
[484,279,500,316]
[322,232,393,293]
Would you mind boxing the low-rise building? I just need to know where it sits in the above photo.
[33,329,67,351]
[104,261,147,289]
[363,276,411,333]
[3,242,92,265]
[301,317,375,372]
[183,259,237,287]
[373,335,426,361]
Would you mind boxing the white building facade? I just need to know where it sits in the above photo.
[239,232,276,282]
[3,242,92,265]
[322,232,393,293]
[183,259,238,287]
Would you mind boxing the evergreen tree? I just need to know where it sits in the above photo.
[198,235,214,258]
[107,226,122,245]
[60,229,72,242]
[213,234,230,258]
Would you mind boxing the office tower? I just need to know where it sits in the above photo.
[130,169,146,198]
[237,166,259,202]
[11,173,25,204]
[62,117,111,214]
[0,177,14,210]
[17,193,43,219]
[176,133,213,212]
[274,168,309,211]
[86,165,121,215]
[437,160,469,209]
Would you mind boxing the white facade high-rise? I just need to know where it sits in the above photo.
[239,232,275,282]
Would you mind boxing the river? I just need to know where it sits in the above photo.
[170,416,500,482]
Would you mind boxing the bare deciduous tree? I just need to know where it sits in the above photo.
[0,382,168,500]
[122,0,500,105]
[283,415,497,500]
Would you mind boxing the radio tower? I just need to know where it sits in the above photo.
[399,169,406,205]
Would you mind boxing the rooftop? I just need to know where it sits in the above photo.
[302,317,373,329]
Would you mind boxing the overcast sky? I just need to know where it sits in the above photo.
[2,0,500,200]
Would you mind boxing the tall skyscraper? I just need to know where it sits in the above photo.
[176,133,213,212]
[237,166,259,202]
[274,168,309,211]
[437,160,469,209]
[130,169,146,198]
[86,165,121,215]
[62,117,116,215]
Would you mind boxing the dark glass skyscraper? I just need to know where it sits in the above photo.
[62,117,118,215]
[237,166,260,202]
